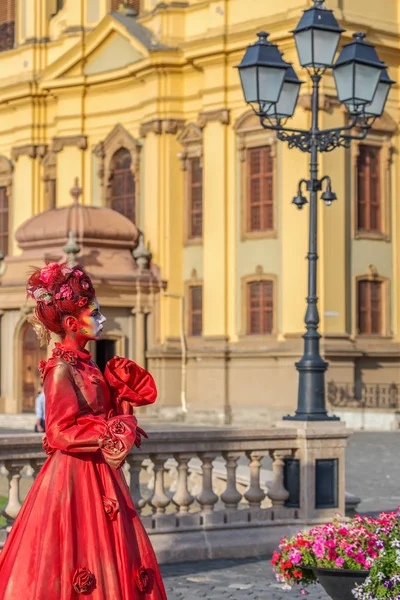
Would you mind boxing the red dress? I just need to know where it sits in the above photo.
[0,345,167,600]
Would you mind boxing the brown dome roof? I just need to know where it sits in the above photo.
[16,202,138,251]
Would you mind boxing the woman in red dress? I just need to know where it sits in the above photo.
[0,262,167,600]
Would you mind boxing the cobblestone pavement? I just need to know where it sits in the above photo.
[161,558,327,600]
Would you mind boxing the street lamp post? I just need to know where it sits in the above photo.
[237,0,394,421]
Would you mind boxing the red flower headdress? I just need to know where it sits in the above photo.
[26,262,95,346]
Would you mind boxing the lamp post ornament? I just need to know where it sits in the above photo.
[236,0,394,421]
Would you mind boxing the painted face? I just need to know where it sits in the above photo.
[78,298,106,341]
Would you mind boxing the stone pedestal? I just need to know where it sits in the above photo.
[275,420,352,521]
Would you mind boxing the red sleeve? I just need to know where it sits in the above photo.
[43,361,107,453]
[104,357,157,416]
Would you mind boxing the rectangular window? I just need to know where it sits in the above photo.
[112,0,140,12]
[189,285,203,337]
[247,146,274,232]
[357,145,381,233]
[357,280,382,335]
[0,0,15,52]
[247,280,274,335]
[188,157,203,239]
[0,186,9,256]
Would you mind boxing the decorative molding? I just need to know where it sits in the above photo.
[139,119,185,137]
[52,135,87,153]
[11,144,37,161]
[36,144,48,159]
[140,119,162,137]
[162,119,185,135]
[177,123,203,171]
[95,124,141,217]
[297,94,339,113]
[197,108,230,128]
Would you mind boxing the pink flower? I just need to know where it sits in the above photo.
[55,284,73,300]
[74,269,84,277]
[39,263,59,284]
[288,549,302,565]
[335,556,345,567]
[312,540,326,559]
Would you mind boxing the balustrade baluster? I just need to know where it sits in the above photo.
[148,454,170,515]
[2,460,24,525]
[244,451,266,508]
[221,452,242,510]
[196,453,218,512]
[172,453,194,514]
[29,458,46,480]
[127,454,147,510]
[267,450,290,507]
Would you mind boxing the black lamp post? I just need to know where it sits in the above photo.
[236,0,394,421]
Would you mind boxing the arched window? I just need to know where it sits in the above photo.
[0,0,15,52]
[109,148,136,222]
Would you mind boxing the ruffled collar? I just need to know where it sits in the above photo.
[53,343,92,365]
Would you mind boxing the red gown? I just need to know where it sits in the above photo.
[0,345,167,600]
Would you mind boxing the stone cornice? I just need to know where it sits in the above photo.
[140,119,186,137]
[11,144,37,161]
[198,108,230,128]
[297,94,340,113]
[52,135,88,153]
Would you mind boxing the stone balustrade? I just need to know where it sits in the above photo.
[0,423,352,563]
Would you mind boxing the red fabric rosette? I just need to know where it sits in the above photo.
[104,356,157,416]
[99,415,138,469]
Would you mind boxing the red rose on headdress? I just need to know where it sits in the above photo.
[78,297,88,308]
[55,284,73,300]
[39,263,60,285]
[102,496,119,520]
[135,566,150,592]
[72,568,95,594]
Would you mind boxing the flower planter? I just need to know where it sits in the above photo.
[311,567,369,600]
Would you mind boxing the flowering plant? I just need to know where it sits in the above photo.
[271,511,399,593]
[353,517,400,600]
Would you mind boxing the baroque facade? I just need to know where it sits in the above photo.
[0,0,399,427]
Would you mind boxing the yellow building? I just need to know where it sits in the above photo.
[0,0,398,428]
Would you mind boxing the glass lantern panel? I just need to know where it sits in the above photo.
[354,64,381,103]
[312,30,340,68]
[294,29,312,67]
[239,66,258,103]
[258,66,286,104]
[275,82,300,118]
[333,63,354,103]
[364,82,390,117]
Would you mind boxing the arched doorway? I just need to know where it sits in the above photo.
[21,322,46,412]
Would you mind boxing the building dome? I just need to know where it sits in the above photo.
[0,179,161,292]
[16,185,138,251]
